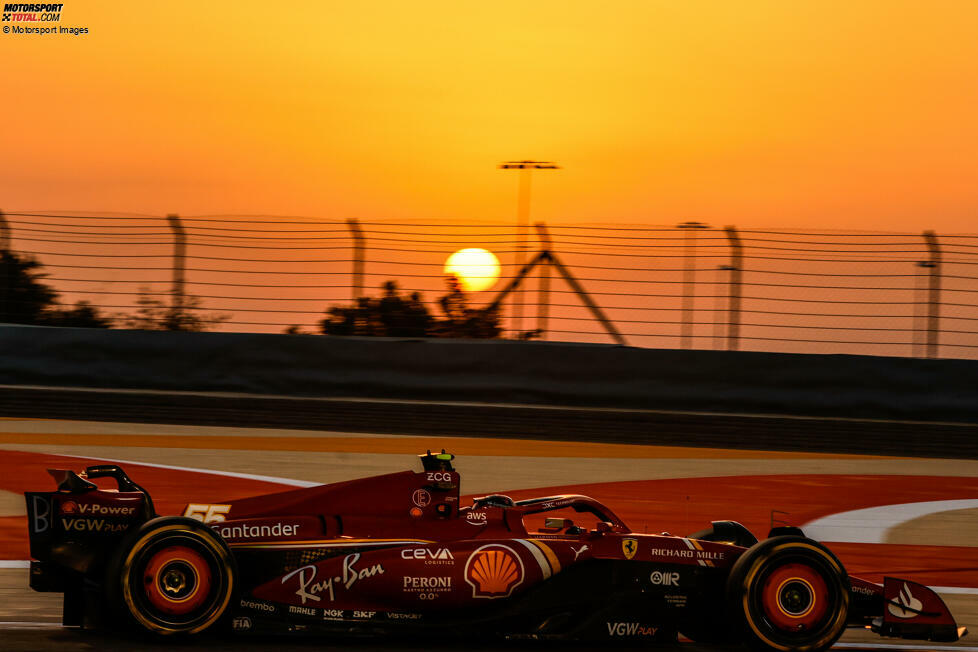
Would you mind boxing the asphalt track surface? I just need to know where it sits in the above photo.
[1,395,976,651]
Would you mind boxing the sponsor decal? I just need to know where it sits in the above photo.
[464,544,524,599]
[288,604,317,617]
[240,599,276,613]
[184,503,231,523]
[888,582,923,619]
[323,609,344,620]
[426,472,452,482]
[571,544,589,560]
[60,501,135,517]
[852,585,877,596]
[60,518,128,533]
[217,523,299,539]
[232,616,252,631]
[401,547,455,565]
[649,547,723,561]
[622,538,638,560]
[353,610,376,619]
[387,612,423,620]
[403,576,452,589]
[650,570,680,587]
[281,553,385,605]
[403,576,452,599]
[30,495,50,533]
[465,511,488,525]
[664,593,687,608]
[411,489,431,508]
[607,622,658,637]
[79,503,135,516]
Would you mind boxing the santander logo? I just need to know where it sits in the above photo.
[888,582,923,619]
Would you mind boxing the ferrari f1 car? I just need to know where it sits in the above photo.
[25,451,967,650]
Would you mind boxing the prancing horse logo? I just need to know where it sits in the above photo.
[622,538,638,560]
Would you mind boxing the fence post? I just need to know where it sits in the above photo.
[677,221,709,349]
[534,222,552,339]
[347,219,365,304]
[166,214,186,328]
[0,210,8,323]
[920,230,941,359]
[0,210,10,251]
[722,226,743,351]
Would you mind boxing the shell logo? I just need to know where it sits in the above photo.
[464,544,524,599]
[60,500,79,515]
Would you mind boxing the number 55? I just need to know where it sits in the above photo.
[183,503,231,523]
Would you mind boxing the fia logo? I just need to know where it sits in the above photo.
[232,616,252,631]
[621,538,638,560]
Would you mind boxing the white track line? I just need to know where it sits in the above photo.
[0,621,64,629]
[28,451,319,488]
[0,561,29,568]
[835,645,978,651]
[933,586,978,595]
[803,499,978,543]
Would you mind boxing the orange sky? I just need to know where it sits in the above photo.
[2,1,977,231]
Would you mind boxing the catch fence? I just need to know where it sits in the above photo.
[1,211,976,359]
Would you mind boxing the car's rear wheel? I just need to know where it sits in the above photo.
[726,536,849,652]
[106,516,235,635]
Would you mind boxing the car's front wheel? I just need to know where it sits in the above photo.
[105,516,236,635]
[726,536,849,652]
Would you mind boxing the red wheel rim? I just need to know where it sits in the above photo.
[142,546,212,615]
[759,562,829,631]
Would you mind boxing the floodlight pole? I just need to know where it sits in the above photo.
[534,222,553,338]
[347,218,366,303]
[499,160,559,338]
[920,230,941,359]
[722,226,743,351]
[677,221,709,349]
[166,214,186,322]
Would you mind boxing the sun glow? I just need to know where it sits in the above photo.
[444,248,501,292]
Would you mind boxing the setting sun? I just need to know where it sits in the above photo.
[444,248,501,292]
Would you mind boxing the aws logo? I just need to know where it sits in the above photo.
[464,544,524,599]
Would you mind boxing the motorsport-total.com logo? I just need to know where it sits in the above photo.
[2,3,63,22]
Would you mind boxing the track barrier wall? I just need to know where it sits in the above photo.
[0,325,976,423]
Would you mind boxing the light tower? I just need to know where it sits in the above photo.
[498,160,560,337]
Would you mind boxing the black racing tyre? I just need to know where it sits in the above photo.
[105,516,236,636]
[726,536,849,652]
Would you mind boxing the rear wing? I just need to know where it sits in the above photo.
[25,465,154,575]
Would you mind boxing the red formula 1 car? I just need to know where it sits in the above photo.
[25,451,967,650]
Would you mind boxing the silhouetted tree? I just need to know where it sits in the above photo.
[0,250,112,328]
[118,288,230,332]
[318,277,499,339]
[321,281,431,337]
[45,301,114,328]
[0,250,58,324]
[432,276,501,338]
